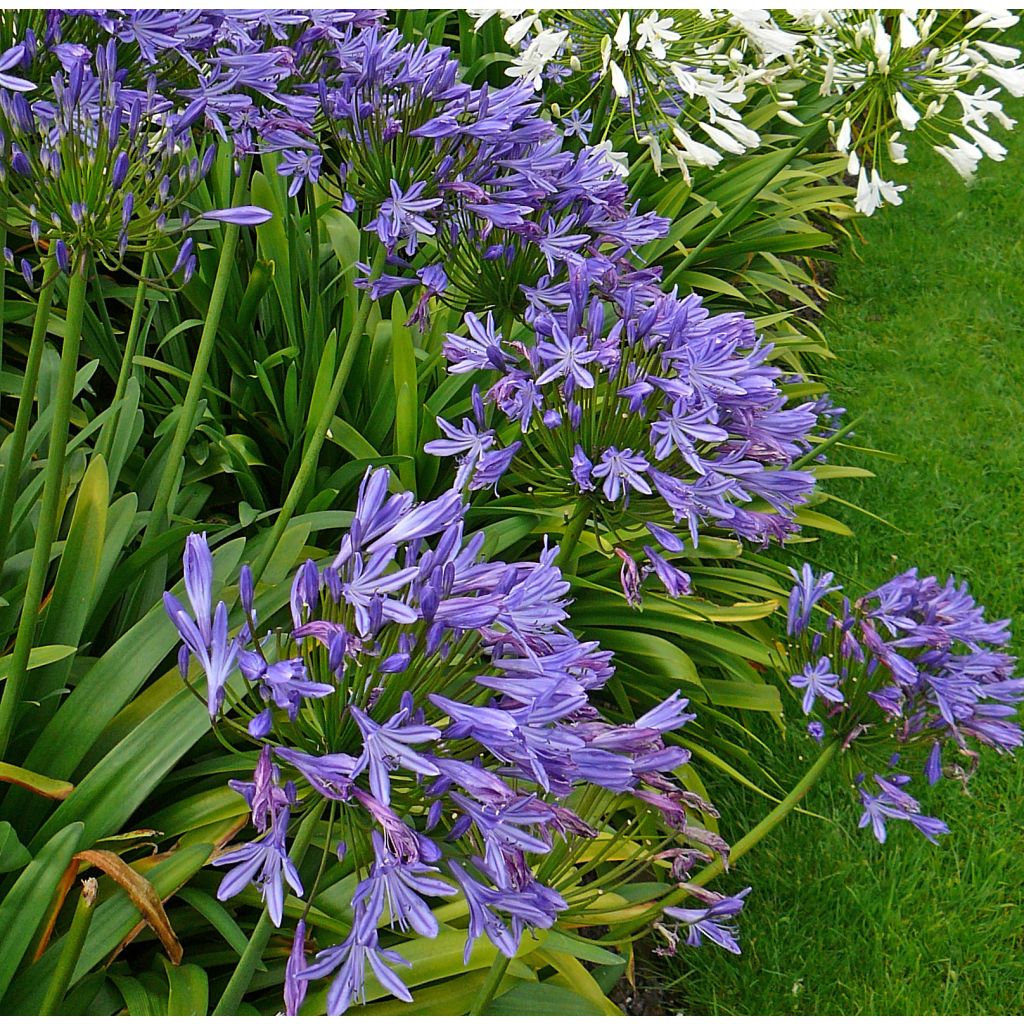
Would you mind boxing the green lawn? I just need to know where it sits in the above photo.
[661,115,1024,1014]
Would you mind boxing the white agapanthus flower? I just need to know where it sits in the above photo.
[727,9,805,63]
[934,134,983,180]
[637,11,682,60]
[981,63,1024,98]
[835,117,853,153]
[893,92,920,132]
[855,167,906,216]
[492,7,1020,208]
[888,134,908,165]
[590,140,630,178]
[505,28,566,90]
[957,86,1016,132]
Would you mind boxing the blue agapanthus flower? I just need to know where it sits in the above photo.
[165,468,722,1014]
[0,35,271,281]
[657,884,752,956]
[315,25,667,317]
[783,563,1023,844]
[436,261,838,601]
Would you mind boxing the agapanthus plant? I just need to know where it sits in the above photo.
[479,9,800,179]
[0,37,270,282]
[431,260,837,602]
[784,9,1023,214]
[164,469,740,1014]
[314,24,667,317]
[782,563,1023,844]
[0,27,272,760]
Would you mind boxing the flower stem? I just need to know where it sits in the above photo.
[0,256,58,573]
[0,260,89,760]
[143,180,245,544]
[96,251,151,464]
[604,738,839,943]
[249,245,387,582]
[675,738,839,898]
[37,879,97,1015]
[0,195,7,420]
[555,499,589,577]
[469,953,510,1014]
[213,804,322,1016]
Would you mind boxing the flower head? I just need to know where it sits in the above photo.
[783,563,1022,843]
[437,262,834,599]
[168,468,715,1013]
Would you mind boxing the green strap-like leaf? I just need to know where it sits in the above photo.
[0,821,84,1003]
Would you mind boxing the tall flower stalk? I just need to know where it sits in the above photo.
[0,260,88,758]
[142,177,253,544]
[0,254,56,571]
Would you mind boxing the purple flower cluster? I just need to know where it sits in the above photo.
[0,34,271,280]
[784,563,1023,843]
[436,261,836,601]
[3,13,666,310]
[52,10,384,161]
[316,25,668,317]
[656,884,752,956]
[165,468,722,1014]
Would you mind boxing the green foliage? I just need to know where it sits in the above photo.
[0,10,1000,1017]
[659,100,1024,1016]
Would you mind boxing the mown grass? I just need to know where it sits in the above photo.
[660,107,1024,1014]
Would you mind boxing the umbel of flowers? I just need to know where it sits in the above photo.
[41,9,385,163]
[0,34,278,283]
[432,261,838,602]
[165,469,744,1014]
[794,8,1024,214]
[311,24,668,319]
[783,564,1024,843]
[486,8,798,177]
[483,8,1024,215]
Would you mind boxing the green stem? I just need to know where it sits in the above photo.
[306,183,320,338]
[592,77,614,143]
[96,252,151,464]
[38,878,97,1015]
[0,257,58,572]
[469,953,510,1015]
[144,181,245,544]
[249,245,387,582]
[213,805,322,1016]
[0,194,7,424]
[555,499,589,577]
[605,739,839,943]
[676,738,840,899]
[0,260,89,761]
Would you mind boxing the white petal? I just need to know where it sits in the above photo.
[836,117,852,153]
[898,13,920,48]
[894,92,920,131]
[614,11,631,51]
[609,60,630,98]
